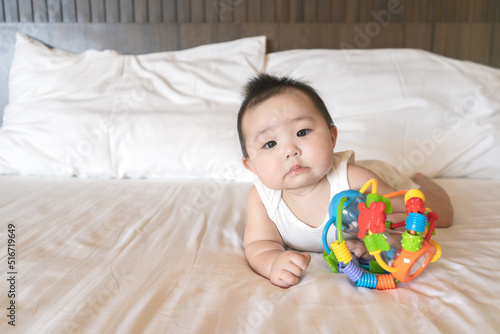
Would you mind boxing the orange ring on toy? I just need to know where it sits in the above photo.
[391,240,436,283]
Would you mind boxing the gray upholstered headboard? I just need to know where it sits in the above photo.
[1,0,499,125]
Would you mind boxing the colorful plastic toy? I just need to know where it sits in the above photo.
[322,179,442,290]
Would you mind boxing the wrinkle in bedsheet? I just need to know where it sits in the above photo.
[390,51,408,100]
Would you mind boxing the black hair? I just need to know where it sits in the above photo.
[237,73,334,158]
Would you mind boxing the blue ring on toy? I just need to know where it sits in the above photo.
[328,190,363,220]
[406,212,427,233]
[356,272,377,289]
[322,216,337,254]
[322,190,365,254]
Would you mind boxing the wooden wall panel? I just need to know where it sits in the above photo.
[47,0,62,23]
[163,0,177,23]
[262,0,276,23]
[33,0,48,22]
[204,0,219,23]
[317,0,330,23]
[277,23,326,50]
[76,0,91,23]
[2,0,499,24]
[190,0,205,23]
[134,0,149,23]
[179,23,212,49]
[492,24,500,68]
[18,0,33,22]
[61,0,77,23]
[232,1,246,23]
[149,0,163,23]
[105,0,120,23]
[177,0,191,23]
[462,23,492,65]
[344,0,358,23]
[119,0,134,23]
[404,23,433,51]
[275,0,290,23]
[4,0,19,22]
[89,0,105,22]
[0,0,498,66]
[434,23,494,66]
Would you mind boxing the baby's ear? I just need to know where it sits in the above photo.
[242,157,256,175]
[330,126,338,147]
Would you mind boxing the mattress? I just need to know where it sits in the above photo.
[1,176,499,333]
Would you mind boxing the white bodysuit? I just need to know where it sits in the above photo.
[254,150,418,253]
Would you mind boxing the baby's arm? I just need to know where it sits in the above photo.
[244,186,311,288]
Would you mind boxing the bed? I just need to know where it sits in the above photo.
[1,1,500,333]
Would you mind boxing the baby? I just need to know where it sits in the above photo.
[237,73,453,288]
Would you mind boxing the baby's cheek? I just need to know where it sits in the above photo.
[317,152,335,172]
[258,174,284,191]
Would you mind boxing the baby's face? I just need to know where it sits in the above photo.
[242,88,337,192]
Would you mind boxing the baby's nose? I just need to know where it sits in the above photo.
[285,144,301,159]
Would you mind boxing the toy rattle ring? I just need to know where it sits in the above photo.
[322,179,441,290]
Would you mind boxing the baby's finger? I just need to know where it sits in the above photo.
[352,248,365,259]
[273,269,299,288]
[301,252,312,264]
[282,261,303,278]
[291,252,311,271]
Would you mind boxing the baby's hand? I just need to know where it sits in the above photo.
[345,239,371,260]
[269,251,311,288]
[385,231,403,250]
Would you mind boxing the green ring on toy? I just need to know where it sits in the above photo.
[336,196,346,243]
[322,195,349,254]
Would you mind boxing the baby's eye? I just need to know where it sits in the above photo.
[263,141,277,149]
[297,129,311,137]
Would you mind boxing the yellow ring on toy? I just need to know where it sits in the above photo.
[331,240,352,264]
[404,189,425,203]
[360,179,378,194]
[430,240,442,263]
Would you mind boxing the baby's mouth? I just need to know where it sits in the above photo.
[287,164,309,176]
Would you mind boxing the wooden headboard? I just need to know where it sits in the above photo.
[1,0,499,122]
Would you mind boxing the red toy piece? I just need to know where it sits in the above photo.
[405,197,425,215]
[424,212,438,241]
[357,201,387,239]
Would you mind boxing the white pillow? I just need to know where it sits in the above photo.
[265,48,500,179]
[0,33,264,180]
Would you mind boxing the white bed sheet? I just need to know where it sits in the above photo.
[0,176,499,333]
